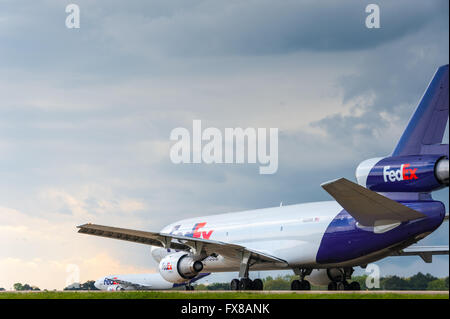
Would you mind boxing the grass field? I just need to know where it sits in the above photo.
[0,291,448,299]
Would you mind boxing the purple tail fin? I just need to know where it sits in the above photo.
[392,64,449,157]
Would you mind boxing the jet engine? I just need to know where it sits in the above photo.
[356,155,449,192]
[435,157,449,185]
[307,268,347,286]
[159,252,203,283]
[107,285,124,291]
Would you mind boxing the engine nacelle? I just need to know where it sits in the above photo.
[159,252,203,284]
[356,155,448,192]
[151,246,179,263]
[107,285,124,291]
[307,269,346,286]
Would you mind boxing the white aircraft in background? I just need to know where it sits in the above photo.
[94,271,209,291]
[79,65,449,291]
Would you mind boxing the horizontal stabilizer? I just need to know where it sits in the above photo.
[321,178,426,227]
[390,245,449,263]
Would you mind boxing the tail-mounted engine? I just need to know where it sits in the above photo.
[159,252,203,283]
[356,154,449,192]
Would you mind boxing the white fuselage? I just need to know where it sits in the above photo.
[155,201,342,272]
[94,273,174,291]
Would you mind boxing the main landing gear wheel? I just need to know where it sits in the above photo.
[232,250,263,291]
[291,268,312,291]
[326,267,357,291]
[291,280,311,291]
[336,281,349,291]
[328,282,337,290]
[230,278,264,290]
[230,279,240,291]
[329,281,358,291]
[185,285,194,291]
[349,281,361,291]
[252,279,264,291]
[328,281,360,291]
[291,280,301,290]
[239,278,253,290]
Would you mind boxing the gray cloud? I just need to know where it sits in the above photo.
[311,11,449,154]
[89,0,444,55]
[0,1,448,288]
[0,0,445,76]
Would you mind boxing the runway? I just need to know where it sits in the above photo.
[1,290,448,294]
[160,290,449,294]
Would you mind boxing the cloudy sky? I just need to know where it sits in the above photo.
[0,0,448,290]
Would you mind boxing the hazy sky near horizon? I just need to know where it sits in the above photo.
[0,0,448,289]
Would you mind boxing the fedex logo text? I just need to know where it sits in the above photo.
[170,222,214,240]
[104,278,118,285]
[161,262,173,271]
[188,222,213,240]
[383,164,418,182]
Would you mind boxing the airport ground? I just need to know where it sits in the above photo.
[0,290,448,299]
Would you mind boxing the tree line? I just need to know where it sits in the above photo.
[1,272,447,291]
[63,280,99,291]
[0,280,99,292]
[194,272,449,291]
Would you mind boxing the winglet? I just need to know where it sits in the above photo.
[321,178,426,227]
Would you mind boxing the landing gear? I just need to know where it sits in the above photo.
[291,279,311,290]
[185,285,194,291]
[230,279,240,290]
[230,278,264,290]
[336,281,349,291]
[252,279,264,290]
[291,268,312,291]
[325,267,360,291]
[239,278,253,290]
[328,281,337,291]
[327,280,347,291]
[229,251,264,290]
[327,280,360,291]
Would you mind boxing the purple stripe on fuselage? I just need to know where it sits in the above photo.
[316,201,445,264]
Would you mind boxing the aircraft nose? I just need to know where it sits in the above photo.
[94,279,103,290]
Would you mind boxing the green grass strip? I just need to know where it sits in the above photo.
[0,291,448,299]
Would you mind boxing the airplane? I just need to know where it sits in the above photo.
[78,64,449,291]
[94,271,210,291]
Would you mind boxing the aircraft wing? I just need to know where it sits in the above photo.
[77,223,287,266]
[321,178,426,227]
[106,278,152,290]
[390,245,449,263]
